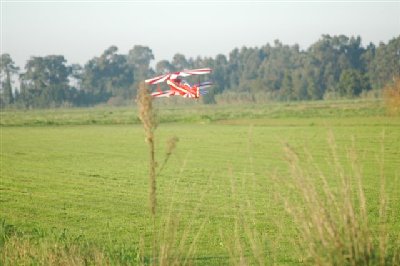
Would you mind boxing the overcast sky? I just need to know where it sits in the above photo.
[1,1,399,69]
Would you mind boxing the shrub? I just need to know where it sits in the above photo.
[383,77,400,115]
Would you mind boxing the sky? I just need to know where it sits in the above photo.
[1,0,400,69]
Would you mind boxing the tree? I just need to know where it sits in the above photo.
[281,70,294,100]
[20,55,71,108]
[5,35,400,108]
[171,53,189,71]
[155,60,174,74]
[0,54,19,106]
[306,35,367,98]
[366,36,400,89]
[227,48,241,90]
[127,45,154,85]
[82,46,134,104]
[338,69,370,97]
[212,54,228,94]
[258,42,301,97]
[306,79,317,100]
[292,70,308,100]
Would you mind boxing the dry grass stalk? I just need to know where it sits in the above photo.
[136,92,205,265]
[220,167,267,266]
[378,131,388,266]
[137,81,158,217]
[137,81,158,263]
[0,236,108,265]
[158,136,179,175]
[156,173,209,265]
[282,131,397,265]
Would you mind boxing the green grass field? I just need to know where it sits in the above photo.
[1,100,399,264]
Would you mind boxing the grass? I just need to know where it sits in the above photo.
[0,223,111,265]
[1,99,399,264]
[0,99,392,127]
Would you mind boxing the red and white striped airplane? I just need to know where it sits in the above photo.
[145,68,213,98]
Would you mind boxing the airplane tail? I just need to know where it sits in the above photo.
[189,81,211,98]
[199,89,208,95]
[195,81,213,90]
[198,81,212,96]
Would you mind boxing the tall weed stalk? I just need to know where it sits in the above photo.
[137,82,158,218]
[137,83,205,265]
[137,82,158,263]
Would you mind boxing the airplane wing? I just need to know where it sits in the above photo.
[145,68,212,84]
[178,68,212,77]
[145,74,171,85]
[151,90,175,98]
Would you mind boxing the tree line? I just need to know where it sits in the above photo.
[1,34,399,108]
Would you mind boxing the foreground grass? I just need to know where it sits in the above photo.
[0,226,111,265]
[1,101,399,264]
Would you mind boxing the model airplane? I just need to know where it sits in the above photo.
[145,68,213,98]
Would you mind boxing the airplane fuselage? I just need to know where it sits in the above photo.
[166,80,200,98]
